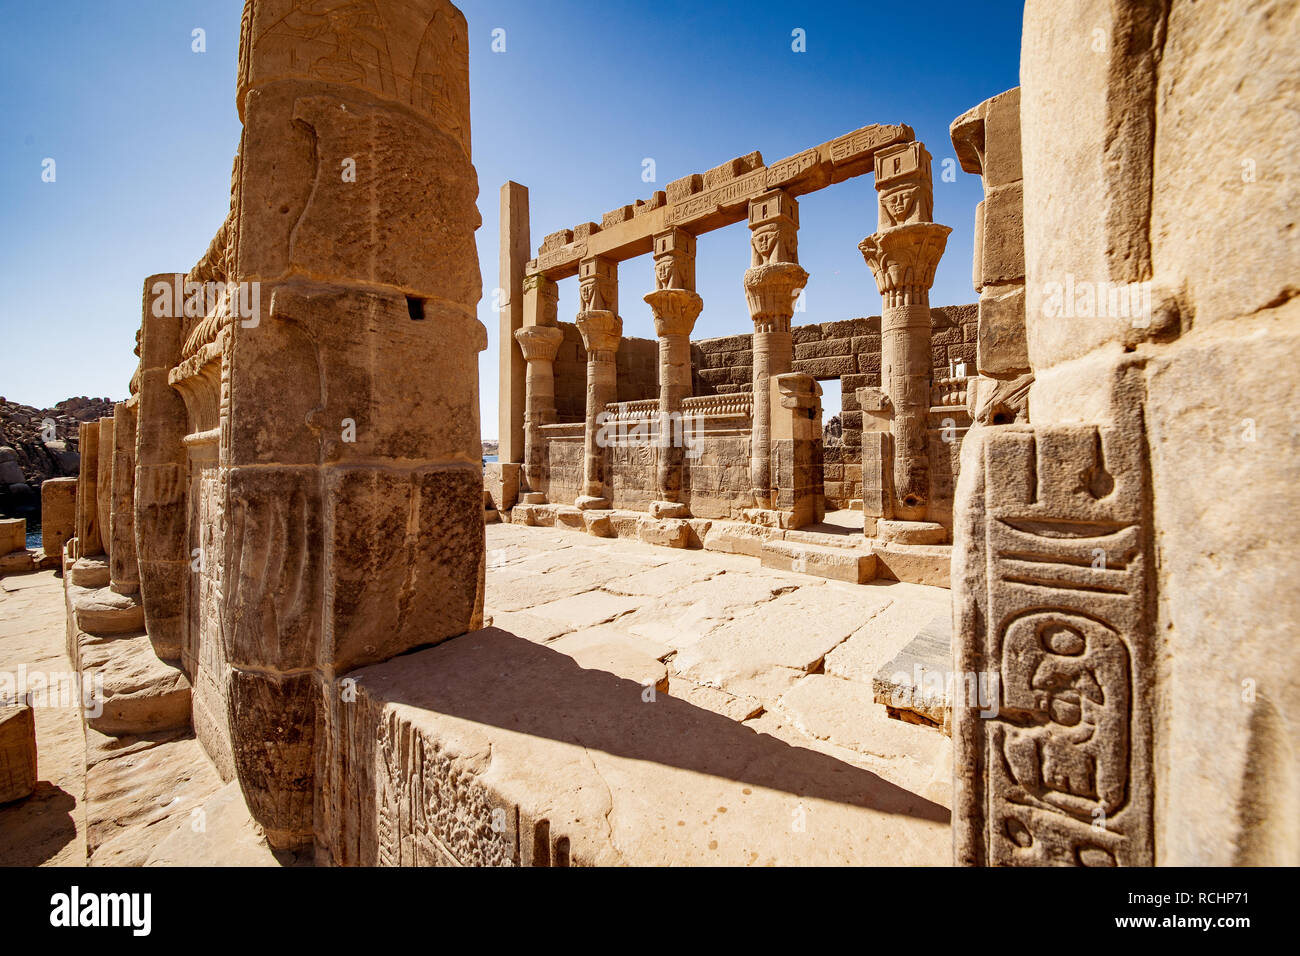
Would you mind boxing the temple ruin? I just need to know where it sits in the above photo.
[2,0,1294,868]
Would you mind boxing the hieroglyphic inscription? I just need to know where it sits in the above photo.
[958,422,1153,866]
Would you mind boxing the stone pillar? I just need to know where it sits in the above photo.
[232,0,483,853]
[95,417,114,563]
[514,324,564,494]
[950,88,1033,426]
[109,401,140,595]
[74,420,101,558]
[574,256,621,509]
[134,273,189,664]
[744,189,807,509]
[859,142,950,522]
[644,228,703,507]
[40,477,77,565]
[499,181,529,464]
[770,373,825,527]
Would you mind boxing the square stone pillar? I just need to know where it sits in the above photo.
[498,181,529,464]
[770,372,825,528]
[40,477,77,564]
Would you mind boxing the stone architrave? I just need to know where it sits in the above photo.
[644,228,703,505]
[859,145,949,523]
[574,256,621,509]
[744,189,806,509]
[515,324,565,494]
[952,414,1154,866]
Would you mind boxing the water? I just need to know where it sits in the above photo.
[483,455,498,464]
[27,531,41,549]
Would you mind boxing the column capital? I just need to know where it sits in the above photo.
[651,228,697,292]
[874,141,935,230]
[645,288,703,338]
[575,309,622,356]
[514,324,564,363]
[743,262,808,333]
[747,189,800,268]
[859,222,951,297]
[523,272,558,298]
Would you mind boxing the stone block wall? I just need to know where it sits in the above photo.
[691,305,977,508]
[552,323,658,424]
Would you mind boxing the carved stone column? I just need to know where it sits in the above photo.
[644,228,702,507]
[859,142,950,522]
[575,256,621,509]
[744,189,807,510]
[514,324,564,495]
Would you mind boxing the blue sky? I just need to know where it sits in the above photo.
[0,0,1023,432]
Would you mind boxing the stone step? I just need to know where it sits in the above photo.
[78,630,192,736]
[872,613,955,733]
[760,539,877,584]
[870,542,952,588]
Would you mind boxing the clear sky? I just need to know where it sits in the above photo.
[0,0,1023,433]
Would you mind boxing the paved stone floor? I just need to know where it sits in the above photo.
[471,520,955,864]
[0,570,87,865]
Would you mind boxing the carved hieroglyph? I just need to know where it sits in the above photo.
[953,418,1154,866]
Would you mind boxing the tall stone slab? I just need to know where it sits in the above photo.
[40,477,77,563]
[499,181,529,464]
[109,401,140,594]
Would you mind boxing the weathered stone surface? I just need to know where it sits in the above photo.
[760,540,876,584]
[40,477,77,564]
[67,557,109,589]
[78,632,192,736]
[71,586,145,636]
[872,614,953,729]
[637,516,690,548]
[0,518,25,556]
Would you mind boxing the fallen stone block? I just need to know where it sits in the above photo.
[760,539,877,584]
[637,517,690,548]
[649,500,689,519]
[872,613,954,732]
[553,506,586,530]
[0,517,24,555]
[0,551,36,577]
[0,702,37,804]
[583,511,614,537]
[702,521,778,557]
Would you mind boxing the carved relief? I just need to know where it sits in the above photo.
[956,419,1153,866]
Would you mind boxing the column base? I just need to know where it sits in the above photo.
[648,500,689,519]
[575,495,610,511]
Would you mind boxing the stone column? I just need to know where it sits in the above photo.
[770,372,825,527]
[74,420,101,558]
[574,256,621,509]
[227,0,484,853]
[514,324,564,494]
[498,181,529,464]
[95,417,114,563]
[644,228,703,508]
[135,273,189,664]
[859,142,950,522]
[109,401,140,595]
[744,189,807,509]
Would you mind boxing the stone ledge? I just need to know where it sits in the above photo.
[760,539,877,584]
[871,613,954,732]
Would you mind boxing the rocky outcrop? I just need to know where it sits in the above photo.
[0,397,117,510]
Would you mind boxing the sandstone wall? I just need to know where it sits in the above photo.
[551,323,659,424]
[952,0,1300,867]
